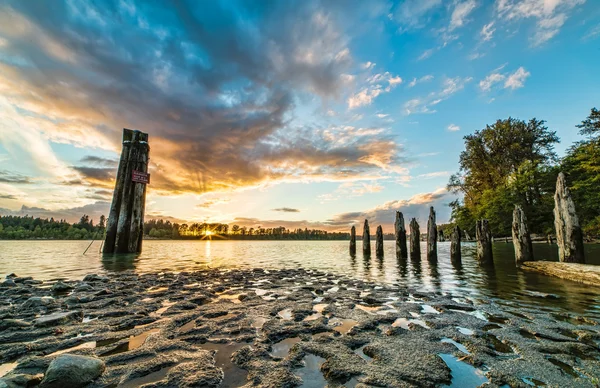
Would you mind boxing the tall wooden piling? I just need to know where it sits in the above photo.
[427,207,437,261]
[104,129,150,254]
[363,219,371,256]
[553,172,585,263]
[376,225,384,257]
[476,219,493,264]
[395,211,408,258]
[350,226,356,256]
[450,225,461,263]
[512,205,533,266]
[409,218,420,259]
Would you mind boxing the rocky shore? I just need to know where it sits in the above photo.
[1,268,599,387]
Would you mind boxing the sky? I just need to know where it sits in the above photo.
[0,0,599,232]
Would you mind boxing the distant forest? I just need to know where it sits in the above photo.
[0,215,350,240]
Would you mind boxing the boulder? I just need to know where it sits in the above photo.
[33,311,83,327]
[51,282,74,293]
[40,355,105,388]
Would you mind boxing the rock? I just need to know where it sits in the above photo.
[0,279,17,288]
[82,274,108,282]
[39,354,105,388]
[23,279,43,285]
[362,220,371,256]
[0,373,43,388]
[74,284,93,292]
[51,282,74,293]
[6,273,17,279]
[409,218,420,259]
[553,172,585,263]
[12,277,33,284]
[63,296,80,306]
[33,311,83,327]
[349,226,356,256]
[476,219,493,264]
[0,319,31,331]
[162,360,223,387]
[450,225,461,264]
[512,205,533,265]
[427,207,437,261]
[395,211,408,259]
[22,296,56,309]
[375,225,384,257]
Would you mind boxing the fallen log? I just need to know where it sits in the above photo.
[521,262,600,287]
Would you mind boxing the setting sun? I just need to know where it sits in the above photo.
[204,230,213,236]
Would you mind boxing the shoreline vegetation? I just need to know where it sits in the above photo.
[2,268,600,387]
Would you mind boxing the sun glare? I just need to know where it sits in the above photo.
[204,230,213,236]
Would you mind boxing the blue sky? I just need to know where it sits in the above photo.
[0,0,598,231]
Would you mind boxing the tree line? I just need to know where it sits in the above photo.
[448,107,600,239]
[0,216,350,240]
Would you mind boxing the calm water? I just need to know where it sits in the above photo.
[1,240,600,318]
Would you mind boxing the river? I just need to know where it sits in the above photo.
[1,240,599,319]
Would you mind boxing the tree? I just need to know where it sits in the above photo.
[448,118,559,236]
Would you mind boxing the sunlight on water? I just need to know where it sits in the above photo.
[1,240,600,318]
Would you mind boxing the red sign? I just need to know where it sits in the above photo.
[132,170,150,184]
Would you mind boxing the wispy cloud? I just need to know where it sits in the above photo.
[348,72,402,109]
[449,0,478,31]
[504,66,531,89]
[404,76,473,115]
[479,65,530,92]
[272,207,300,213]
[408,75,434,88]
[447,124,460,131]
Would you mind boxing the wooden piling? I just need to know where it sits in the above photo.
[103,129,150,254]
[476,219,493,264]
[376,225,384,257]
[553,172,585,263]
[350,226,356,255]
[427,207,437,261]
[409,218,420,259]
[450,225,461,263]
[363,219,371,256]
[512,205,533,266]
[395,211,408,258]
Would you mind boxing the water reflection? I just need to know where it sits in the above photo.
[2,240,600,319]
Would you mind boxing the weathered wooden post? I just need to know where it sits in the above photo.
[450,225,461,263]
[476,219,493,264]
[553,172,585,263]
[103,129,150,254]
[350,226,356,256]
[362,219,371,256]
[395,211,408,258]
[512,205,533,265]
[409,218,420,259]
[427,207,437,261]
[376,225,384,257]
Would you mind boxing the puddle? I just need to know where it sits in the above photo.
[421,305,441,314]
[217,294,243,304]
[151,300,177,317]
[255,289,269,296]
[303,313,322,322]
[47,341,97,357]
[508,311,531,320]
[271,337,301,358]
[354,344,373,361]
[119,365,176,388]
[487,315,509,324]
[313,297,324,303]
[457,327,474,335]
[313,304,328,313]
[409,312,420,318]
[252,317,268,329]
[100,329,160,357]
[392,318,429,330]
[147,286,169,294]
[277,308,293,321]
[519,329,538,340]
[82,317,98,323]
[312,332,333,340]
[296,354,327,387]
[179,320,196,333]
[439,353,489,388]
[441,338,470,354]
[329,318,358,335]
[482,324,502,331]
[484,334,513,353]
[326,286,339,293]
[522,377,547,386]
[0,363,17,378]
[546,357,580,377]
[200,342,249,387]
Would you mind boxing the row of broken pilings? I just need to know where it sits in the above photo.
[350,172,586,268]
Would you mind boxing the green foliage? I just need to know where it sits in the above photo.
[562,108,600,237]
[0,214,104,240]
[448,117,559,236]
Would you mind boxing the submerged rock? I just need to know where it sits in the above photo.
[22,296,56,309]
[40,354,105,388]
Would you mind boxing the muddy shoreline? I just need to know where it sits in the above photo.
[1,268,599,387]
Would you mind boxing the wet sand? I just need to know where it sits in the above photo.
[1,268,600,387]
